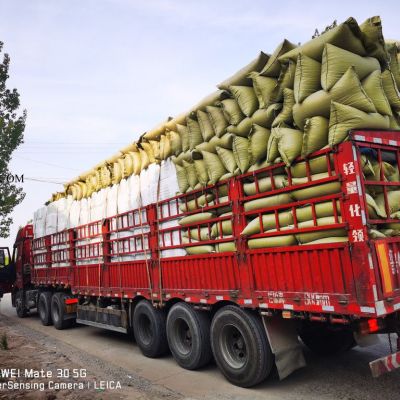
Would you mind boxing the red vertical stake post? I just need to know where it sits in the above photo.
[68,228,75,288]
[147,204,160,301]
[335,141,375,307]
[101,218,111,294]
[229,177,253,301]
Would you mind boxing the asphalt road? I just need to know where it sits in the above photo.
[1,293,400,400]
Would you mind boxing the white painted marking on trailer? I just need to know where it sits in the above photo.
[373,137,383,144]
[389,140,397,146]
[124,295,128,298]
[216,296,224,301]
[200,299,207,304]
[244,299,252,305]
[137,292,141,295]
[373,284,378,301]
[283,304,294,310]
[185,297,191,302]
[368,253,374,269]
[322,305,334,312]
[360,209,366,225]
[375,301,386,316]
[392,355,400,369]
[165,294,171,299]
[107,294,111,297]
[394,303,400,311]
[153,293,157,297]
[360,306,375,314]
[259,303,268,308]
[354,135,366,142]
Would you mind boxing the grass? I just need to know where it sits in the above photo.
[0,333,9,350]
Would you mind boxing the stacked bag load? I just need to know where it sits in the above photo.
[38,16,400,256]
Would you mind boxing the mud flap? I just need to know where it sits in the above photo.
[262,315,306,379]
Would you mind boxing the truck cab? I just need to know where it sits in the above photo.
[0,246,14,299]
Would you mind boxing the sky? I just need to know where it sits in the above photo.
[1,0,400,248]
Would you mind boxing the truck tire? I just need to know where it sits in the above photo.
[15,290,28,318]
[298,321,356,356]
[167,302,212,370]
[133,300,168,358]
[38,292,53,326]
[211,306,273,387]
[51,293,72,330]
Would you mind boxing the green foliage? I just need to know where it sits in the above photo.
[0,41,26,238]
[0,333,9,350]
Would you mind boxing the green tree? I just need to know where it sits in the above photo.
[0,41,26,238]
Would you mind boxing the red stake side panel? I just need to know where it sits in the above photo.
[29,131,400,320]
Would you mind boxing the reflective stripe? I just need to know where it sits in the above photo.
[376,243,393,295]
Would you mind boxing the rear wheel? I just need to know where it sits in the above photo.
[15,290,28,318]
[133,300,168,358]
[211,306,273,387]
[38,291,53,326]
[167,302,212,370]
[51,293,72,330]
[298,321,356,355]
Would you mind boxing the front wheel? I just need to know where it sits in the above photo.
[15,290,28,318]
[211,306,273,388]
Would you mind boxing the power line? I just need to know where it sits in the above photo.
[25,177,65,185]
[13,155,81,171]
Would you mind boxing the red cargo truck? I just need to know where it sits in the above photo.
[2,130,400,387]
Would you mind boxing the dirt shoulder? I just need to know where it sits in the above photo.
[0,315,182,400]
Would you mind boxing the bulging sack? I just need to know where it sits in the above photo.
[291,181,341,201]
[330,66,376,113]
[295,200,340,222]
[362,70,392,116]
[293,90,332,129]
[328,102,390,146]
[186,116,203,150]
[218,51,270,89]
[294,54,322,103]
[242,211,293,235]
[248,125,270,164]
[260,39,297,77]
[272,127,303,166]
[230,85,259,117]
[206,105,229,137]
[251,105,283,128]
[249,72,279,108]
[197,110,215,142]
[220,98,245,125]
[248,235,297,249]
[201,151,228,184]
[296,217,346,244]
[226,117,253,137]
[177,124,190,152]
[381,70,400,111]
[279,17,367,63]
[233,136,250,173]
[290,154,333,178]
[182,160,199,189]
[272,88,295,127]
[302,116,329,157]
[244,192,293,212]
[216,147,238,173]
[321,44,380,91]
[243,175,286,196]
[359,16,388,64]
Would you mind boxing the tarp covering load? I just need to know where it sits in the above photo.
[38,15,400,257]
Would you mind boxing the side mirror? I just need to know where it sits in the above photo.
[0,249,5,266]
